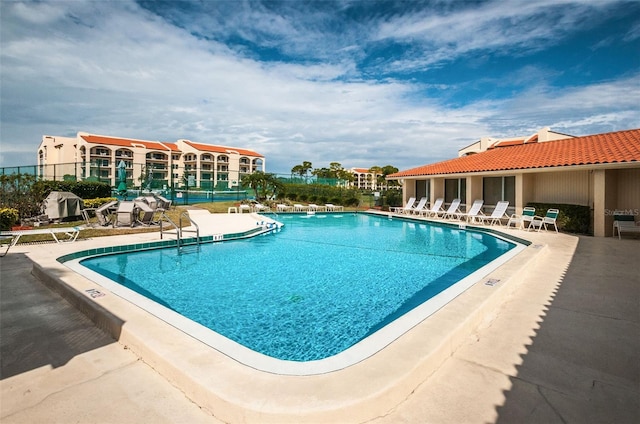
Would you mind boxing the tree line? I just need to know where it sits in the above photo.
[291,161,400,188]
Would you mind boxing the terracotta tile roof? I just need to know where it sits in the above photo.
[390,128,640,178]
[183,140,263,157]
[81,135,174,151]
[488,138,525,149]
[352,168,371,173]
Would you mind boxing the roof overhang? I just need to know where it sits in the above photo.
[387,161,639,180]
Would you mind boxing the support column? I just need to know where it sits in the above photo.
[592,170,609,237]
[466,176,482,211]
[431,178,444,204]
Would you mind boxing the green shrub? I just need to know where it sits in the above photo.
[0,208,19,230]
[385,191,403,207]
[83,197,118,208]
[345,197,360,207]
[527,202,591,234]
[32,180,111,199]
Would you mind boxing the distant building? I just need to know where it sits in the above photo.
[348,167,379,190]
[388,127,640,237]
[37,131,265,190]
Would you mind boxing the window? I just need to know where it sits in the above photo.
[415,180,430,201]
[483,176,515,205]
[445,178,466,204]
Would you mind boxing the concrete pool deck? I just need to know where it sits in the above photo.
[1,213,638,423]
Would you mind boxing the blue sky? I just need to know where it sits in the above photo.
[1,0,639,173]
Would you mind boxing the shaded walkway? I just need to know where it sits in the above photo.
[495,236,639,423]
[0,251,221,424]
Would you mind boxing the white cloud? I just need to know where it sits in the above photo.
[0,0,638,174]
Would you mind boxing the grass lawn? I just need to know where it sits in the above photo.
[2,201,370,246]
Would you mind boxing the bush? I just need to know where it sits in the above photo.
[32,180,111,199]
[281,183,362,206]
[0,208,20,230]
[344,197,360,207]
[83,197,118,208]
[0,174,42,219]
[0,174,112,220]
[527,202,591,234]
[385,191,403,208]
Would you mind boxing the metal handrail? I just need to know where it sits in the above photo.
[158,211,180,245]
[179,211,200,247]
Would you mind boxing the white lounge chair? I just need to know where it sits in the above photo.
[307,204,322,212]
[276,204,292,212]
[408,197,428,215]
[0,226,82,257]
[293,204,307,212]
[480,201,510,225]
[325,204,343,211]
[461,199,485,223]
[441,199,462,220]
[390,197,416,214]
[613,216,640,239]
[530,208,559,233]
[254,203,271,212]
[421,198,444,217]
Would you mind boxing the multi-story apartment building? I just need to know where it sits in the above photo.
[37,131,265,190]
[348,167,379,190]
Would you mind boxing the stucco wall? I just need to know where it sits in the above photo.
[531,170,591,206]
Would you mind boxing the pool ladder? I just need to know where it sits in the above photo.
[159,211,201,250]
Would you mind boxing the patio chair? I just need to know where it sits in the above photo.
[293,204,307,212]
[390,197,416,214]
[156,195,172,210]
[480,201,510,225]
[530,208,560,233]
[507,206,536,230]
[276,204,292,212]
[95,200,118,226]
[613,215,640,239]
[254,203,271,213]
[441,199,462,220]
[325,204,344,211]
[420,198,444,218]
[134,200,155,226]
[307,204,321,212]
[408,197,428,215]
[114,201,137,227]
[460,199,485,223]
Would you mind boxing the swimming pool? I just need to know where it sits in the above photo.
[75,213,523,373]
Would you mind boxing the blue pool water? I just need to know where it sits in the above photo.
[80,213,515,362]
